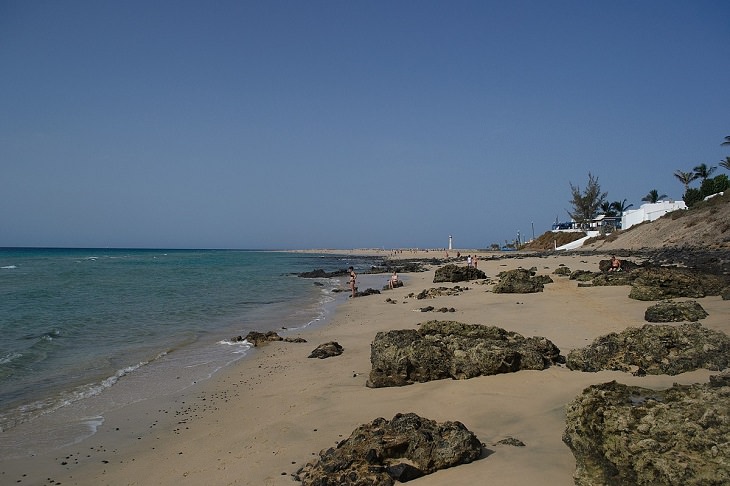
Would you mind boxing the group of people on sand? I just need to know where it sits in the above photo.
[466,255,478,269]
[347,266,400,298]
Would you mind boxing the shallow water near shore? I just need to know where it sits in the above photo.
[0,248,380,456]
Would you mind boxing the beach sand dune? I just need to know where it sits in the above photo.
[2,253,727,485]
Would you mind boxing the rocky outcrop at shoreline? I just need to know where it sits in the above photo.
[366,320,564,388]
[563,374,730,486]
[566,323,730,375]
[230,331,306,346]
[294,412,483,485]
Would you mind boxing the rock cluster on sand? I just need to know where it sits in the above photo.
[628,266,730,301]
[294,412,482,486]
[433,264,486,283]
[231,331,306,346]
[563,374,730,486]
[644,300,709,322]
[413,286,468,299]
[492,268,553,293]
[366,320,564,388]
[586,265,730,300]
[566,322,730,375]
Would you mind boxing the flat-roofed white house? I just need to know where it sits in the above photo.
[621,200,687,230]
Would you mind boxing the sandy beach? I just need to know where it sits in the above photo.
[2,251,728,485]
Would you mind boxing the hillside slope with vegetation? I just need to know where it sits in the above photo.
[584,193,730,251]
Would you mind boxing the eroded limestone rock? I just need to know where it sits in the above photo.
[563,376,730,486]
[433,264,486,283]
[644,300,709,322]
[367,320,563,388]
[566,322,730,375]
[493,268,552,293]
[294,412,483,486]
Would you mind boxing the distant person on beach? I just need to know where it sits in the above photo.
[609,255,621,272]
[467,255,472,268]
[388,271,399,289]
[348,266,357,297]
[473,255,478,269]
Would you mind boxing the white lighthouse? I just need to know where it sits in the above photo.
[448,235,453,251]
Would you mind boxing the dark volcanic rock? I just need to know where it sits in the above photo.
[644,300,709,322]
[553,266,572,276]
[367,320,564,388]
[591,272,635,286]
[236,331,282,346]
[627,266,730,301]
[566,322,730,375]
[297,268,348,278]
[433,264,486,283]
[355,288,381,297]
[415,286,468,299]
[493,268,551,293]
[597,258,641,273]
[231,331,307,346]
[570,269,597,282]
[563,376,730,486]
[308,341,343,359]
[294,412,483,486]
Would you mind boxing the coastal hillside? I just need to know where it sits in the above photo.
[584,193,730,251]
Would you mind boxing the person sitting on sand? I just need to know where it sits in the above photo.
[388,271,399,289]
[609,255,621,272]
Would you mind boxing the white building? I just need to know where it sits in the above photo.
[621,201,687,230]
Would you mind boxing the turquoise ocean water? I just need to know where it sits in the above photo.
[0,248,379,455]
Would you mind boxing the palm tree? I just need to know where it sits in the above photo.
[673,170,697,193]
[600,202,616,216]
[722,135,730,146]
[720,157,730,171]
[641,189,667,203]
[610,199,633,215]
[693,163,717,181]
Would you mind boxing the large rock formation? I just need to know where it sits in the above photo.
[563,375,730,486]
[587,264,730,299]
[644,300,709,322]
[492,268,552,293]
[367,320,563,388]
[566,323,730,375]
[294,412,483,485]
[627,266,729,301]
[433,264,486,283]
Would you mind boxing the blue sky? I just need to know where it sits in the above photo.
[2,1,729,249]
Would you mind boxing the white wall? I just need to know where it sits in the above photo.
[621,201,687,230]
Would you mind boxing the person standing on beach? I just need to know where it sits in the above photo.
[348,266,357,297]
